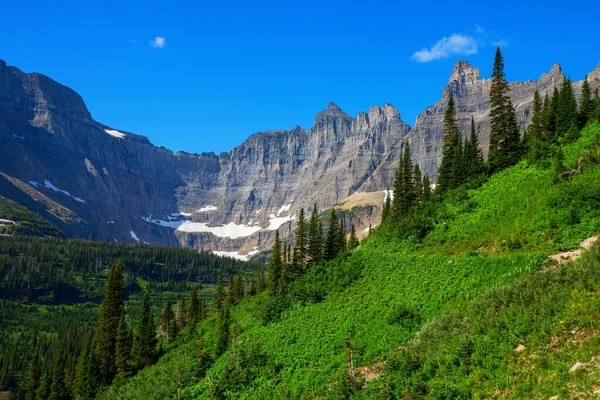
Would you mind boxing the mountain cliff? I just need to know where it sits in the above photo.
[1,58,598,256]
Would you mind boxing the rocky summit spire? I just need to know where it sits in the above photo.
[448,60,480,85]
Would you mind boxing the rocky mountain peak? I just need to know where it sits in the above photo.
[449,60,480,85]
[327,101,341,111]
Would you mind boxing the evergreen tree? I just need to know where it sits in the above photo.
[467,116,483,176]
[187,287,200,324]
[115,311,132,374]
[324,208,339,261]
[307,204,323,265]
[226,275,235,306]
[278,262,290,295]
[391,148,405,224]
[401,142,416,212]
[133,291,157,369]
[48,352,68,400]
[437,94,459,191]
[161,296,175,338]
[73,336,96,399]
[176,298,187,330]
[94,260,124,382]
[488,47,521,171]
[35,364,51,400]
[413,165,423,205]
[214,270,225,310]
[193,338,212,381]
[233,275,243,303]
[337,217,346,253]
[579,75,594,127]
[198,299,207,321]
[422,175,431,202]
[347,224,359,251]
[25,352,40,400]
[382,186,392,221]
[292,208,308,273]
[528,90,544,143]
[548,87,560,140]
[267,231,283,291]
[452,137,465,186]
[556,76,578,141]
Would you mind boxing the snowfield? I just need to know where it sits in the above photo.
[105,129,126,139]
[29,180,85,203]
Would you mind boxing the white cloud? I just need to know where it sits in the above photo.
[149,37,166,49]
[412,34,478,63]
[475,25,485,34]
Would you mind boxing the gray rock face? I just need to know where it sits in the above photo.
[1,58,599,256]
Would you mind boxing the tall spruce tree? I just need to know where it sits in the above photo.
[307,204,323,266]
[48,352,68,400]
[94,260,124,382]
[347,224,359,251]
[337,217,346,253]
[528,90,544,143]
[25,352,40,400]
[292,207,308,273]
[176,298,187,330]
[324,208,339,261]
[467,116,483,176]
[391,147,405,224]
[556,76,578,140]
[161,296,175,337]
[115,311,132,374]
[452,137,465,186]
[401,143,415,211]
[488,47,520,171]
[548,87,560,140]
[579,76,594,127]
[35,364,51,400]
[133,291,157,369]
[267,231,282,290]
[437,95,459,191]
[233,275,243,303]
[216,307,231,356]
[413,165,423,205]
[422,175,431,202]
[187,287,200,324]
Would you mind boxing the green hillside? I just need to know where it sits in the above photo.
[96,118,600,399]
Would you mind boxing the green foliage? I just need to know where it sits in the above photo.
[0,199,61,238]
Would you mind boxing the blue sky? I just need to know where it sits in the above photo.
[1,0,598,154]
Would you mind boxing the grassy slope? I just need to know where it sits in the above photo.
[108,122,600,399]
[0,198,61,237]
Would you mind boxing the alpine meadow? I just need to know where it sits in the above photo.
[2,7,600,400]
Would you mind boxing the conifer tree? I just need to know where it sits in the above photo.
[278,263,290,295]
[324,208,339,261]
[528,90,544,143]
[579,76,594,127]
[48,352,68,400]
[176,298,187,330]
[133,291,157,369]
[25,352,40,400]
[556,77,578,140]
[187,287,200,324]
[337,217,346,253]
[94,260,124,382]
[413,165,423,205]
[382,186,392,221]
[193,338,212,381]
[214,270,225,310]
[115,311,132,374]
[347,224,359,251]
[233,275,243,303]
[437,94,459,191]
[488,47,520,170]
[422,175,431,202]
[594,88,600,103]
[307,204,323,265]
[548,87,560,140]
[161,297,175,338]
[452,137,465,186]
[35,364,51,400]
[401,142,415,212]
[226,275,235,306]
[467,116,483,176]
[72,333,97,399]
[267,231,282,291]
[198,299,206,321]
[391,148,405,224]
[292,208,308,272]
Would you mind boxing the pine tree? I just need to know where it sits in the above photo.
[267,231,283,291]
[292,208,308,273]
[437,94,460,191]
[382,186,392,221]
[161,296,175,338]
[324,208,339,261]
[233,275,243,303]
[193,338,212,381]
[391,148,405,224]
[467,116,483,176]
[73,335,97,399]
[48,352,68,400]
[422,175,431,202]
[548,87,560,140]
[579,76,594,127]
[556,76,578,141]
[401,142,415,212]
[226,275,235,306]
[347,224,359,251]
[35,364,51,400]
[187,287,200,324]
[413,165,423,205]
[94,260,124,382]
[528,90,544,143]
[337,217,346,253]
[25,352,40,400]
[115,311,132,374]
[214,270,225,310]
[278,263,290,295]
[198,299,206,321]
[307,204,323,265]
[133,291,157,369]
[488,47,521,171]
[176,298,187,330]
[452,137,465,186]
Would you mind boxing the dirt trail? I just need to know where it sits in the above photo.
[548,235,598,264]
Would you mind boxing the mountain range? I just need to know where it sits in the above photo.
[1,58,599,257]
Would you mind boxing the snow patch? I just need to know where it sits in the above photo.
[383,190,394,201]
[0,219,16,225]
[12,133,25,140]
[29,180,85,203]
[197,206,217,212]
[267,214,295,230]
[107,221,115,224]
[212,246,260,261]
[142,216,262,239]
[105,129,126,139]
[363,224,377,233]
[277,203,292,216]
[130,231,140,242]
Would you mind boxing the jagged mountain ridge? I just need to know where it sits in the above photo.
[1,58,598,256]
